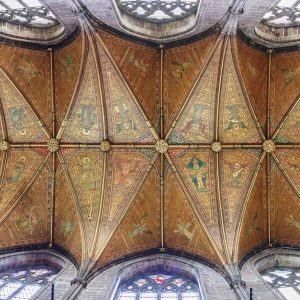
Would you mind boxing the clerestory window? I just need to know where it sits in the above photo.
[0,0,58,28]
[261,266,300,299]
[115,0,200,24]
[116,272,202,300]
[0,265,59,300]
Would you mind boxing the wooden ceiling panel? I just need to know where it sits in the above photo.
[219,149,263,256]
[272,164,300,246]
[0,45,52,132]
[219,40,262,144]
[97,165,160,267]
[235,38,268,132]
[0,166,50,248]
[0,149,47,219]
[164,33,218,135]
[98,30,160,128]
[97,37,157,143]
[237,158,267,261]
[271,51,300,134]
[0,68,49,142]
[54,34,83,130]
[54,165,83,262]
[61,39,104,143]
[164,168,223,267]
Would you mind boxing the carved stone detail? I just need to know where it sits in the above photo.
[0,141,9,151]
[100,140,111,152]
[263,140,275,153]
[48,139,59,153]
[211,142,222,152]
[156,140,168,153]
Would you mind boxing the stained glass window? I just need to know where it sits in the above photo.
[0,0,58,28]
[261,0,300,27]
[116,272,202,300]
[115,0,200,23]
[261,266,300,299]
[0,265,58,300]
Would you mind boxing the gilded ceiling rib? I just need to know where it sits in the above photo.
[160,46,165,249]
[230,36,265,142]
[165,37,222,141]
[56,33,87,140]
[267,51,272,246]
[215,152,231,264]
[271,152,300,197]
[88,152,107,258]
[0,97,7,140]
[0,151,8,196]
[164,152,226,266]
[94,157,157,260]
[49,48,55,137]
[57,151,88,262]
[215,36,228,141]
[0,152,51,224]
[85,30,108,141]
[95,33,159,141]
[232,152,266,262]
[49,152,56,247]
[213,35,231,264]
[0,68,51,140]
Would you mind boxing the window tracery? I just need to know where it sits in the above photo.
[0,265,58,299]
[116,272,201,300]
[0,0,58,28]
[115,0,200,23]
[261,266,300,299]
[261,0,300,27]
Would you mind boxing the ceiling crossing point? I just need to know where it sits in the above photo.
[0,141,9,151]
[100,140,111,152]
[156,140,168,153]
[211,142,222,152]
[48,139,59,153]
[262,140,275,153]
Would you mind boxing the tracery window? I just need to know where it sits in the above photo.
[116,272,202,300]
[261,266,300,299]
[0,0,58,28]
[115,0,200,23]
[261,0,300,27]
[0,265,58,300]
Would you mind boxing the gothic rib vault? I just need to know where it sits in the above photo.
[2,9,300,284]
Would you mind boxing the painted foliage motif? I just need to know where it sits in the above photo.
[222,150,260,227]
[15,55,41,79]
[16,206,42,236]
[221,68,260,143]
[172,72,215,143]
[0,150,44,213]
[277,101,300,143]
[63,60,103,143]
[108,151,150,222]
[66,150,104,221]
[0,69,47,142]
[106,67,155,143]
[176,151,213,222]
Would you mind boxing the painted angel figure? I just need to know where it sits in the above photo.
[114,103,137,135]
[186,156,207,192]
[78,104,97,135]
[129,213,152,237]
[8,157,26,184]
[225,104,246,131]
[81,157,96,191]
[9,106,28,136]
[228,162,246,188]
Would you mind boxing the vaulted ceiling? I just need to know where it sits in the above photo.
[1,0,300,282]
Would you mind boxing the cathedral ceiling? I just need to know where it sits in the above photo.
[2,4,300,281]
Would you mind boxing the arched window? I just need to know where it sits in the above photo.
[261,266,300,299]
[115,271,202,300]
[0,265,59,299]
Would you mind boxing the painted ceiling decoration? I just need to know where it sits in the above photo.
[2,0,300,290]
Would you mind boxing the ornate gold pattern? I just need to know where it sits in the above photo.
[100,140,111,152]
[48,139,59,153]
[262,140,275,153]
[0,141,9,151]
[155,139,168,153]
[211,142,222,152]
